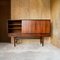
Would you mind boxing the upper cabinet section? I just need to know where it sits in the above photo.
[11,0,50,19]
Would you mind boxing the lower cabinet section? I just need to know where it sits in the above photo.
[10,35,44,46]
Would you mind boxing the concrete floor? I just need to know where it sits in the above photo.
[0,43,60,60]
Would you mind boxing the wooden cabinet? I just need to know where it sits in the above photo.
[8,20,51,36]
[8,20,51,46]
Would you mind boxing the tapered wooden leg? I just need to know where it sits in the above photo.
[20,39,22,44]
[14,37,16,47]
[40,37,44,46]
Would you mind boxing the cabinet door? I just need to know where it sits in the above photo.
[41,21,46,33]
[45,21,51,33]
[22,21,32,33]
[31,21,36,33]
[36,20,51,34]
[36,21,42,33]
[22,20,36,33]
[36,21,46,33]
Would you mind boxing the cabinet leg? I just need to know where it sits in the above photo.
[14,38,16,47]
[40,37,44,46]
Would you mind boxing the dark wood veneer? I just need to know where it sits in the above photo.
[8,20,51,46]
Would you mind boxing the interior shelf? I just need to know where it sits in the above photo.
[8,20,22,33]
[8,24,21,26]
[8,28,21,30]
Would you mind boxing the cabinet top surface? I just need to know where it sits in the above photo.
[8,19,51,21]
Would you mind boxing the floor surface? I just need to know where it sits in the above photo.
[0,43,60,60]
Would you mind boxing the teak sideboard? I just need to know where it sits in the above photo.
[8,20,51,46]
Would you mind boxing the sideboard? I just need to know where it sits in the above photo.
[8,19,51,46]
